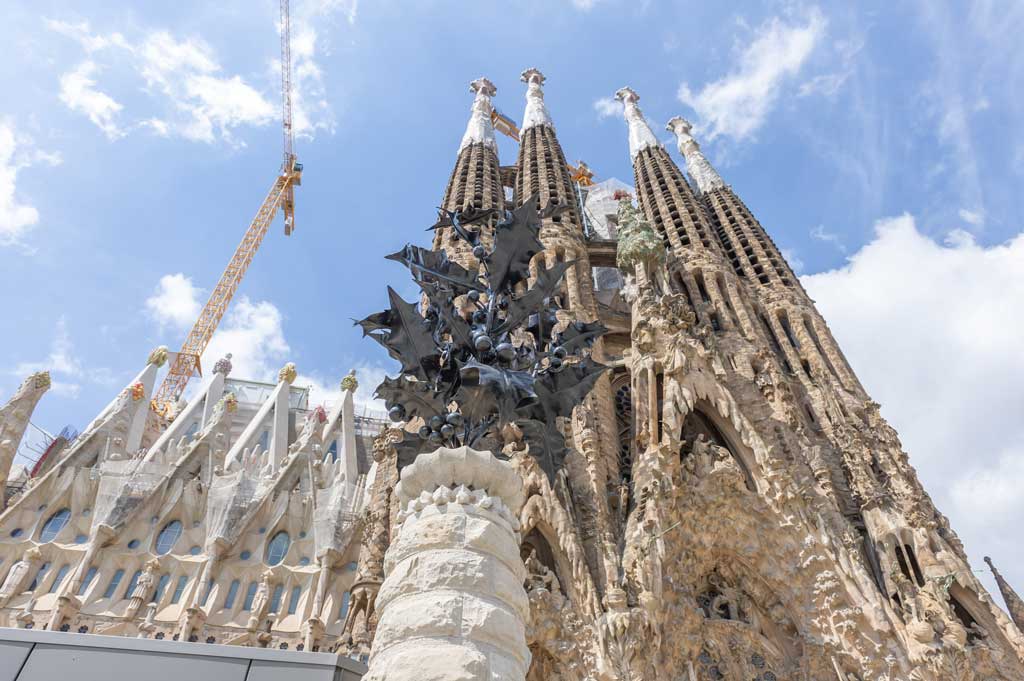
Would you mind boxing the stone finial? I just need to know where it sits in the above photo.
[147,346,169,368]
[213,353,233,376]
[459,77,498,152]
[666,115,724,193]
[984,556,1024,633]
[31,371,51,392]
[614,87,661,160]
[340,370,358,393]
[278,362,297,385]
[520,67,554,132]
[469,77,497,98]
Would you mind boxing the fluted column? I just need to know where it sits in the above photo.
[363,446,529,681]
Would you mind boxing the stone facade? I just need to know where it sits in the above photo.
[1,72,1022,681]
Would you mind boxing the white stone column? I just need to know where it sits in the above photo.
[364,446,530,681]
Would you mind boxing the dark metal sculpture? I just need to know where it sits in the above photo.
[357,195,608,482]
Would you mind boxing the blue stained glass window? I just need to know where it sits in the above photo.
[124,570,143,599]
[298,557,310,566]
[127,539,140,549]
[270,584,284,613]
[74,534,87,544]
[171,575,189,604]
[240,550,251,561]
[325,440,338,462]
[287,586,301,615]
[154,574,171,602]
[155,520,182,555]
[29,562,51,591]
[202,579,214,605]
[10,528,23,538]
[189,546,201,556]
[338,591,351,620]
[266,531,290,566]
[242,582,258,611]
[103,569,125,598]
[224,580,241,609]
[40,508,71,543]
[48,564,70,593]
[78,567,98,595]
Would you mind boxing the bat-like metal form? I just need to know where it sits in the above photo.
[358,194,608,482]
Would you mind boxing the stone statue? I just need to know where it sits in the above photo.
[125,559,160,620]
[525,549,561,598]
[247,569,274,630]
[0,547,41,606]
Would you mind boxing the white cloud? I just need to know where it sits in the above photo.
[12,317,83,398]
[0,120,62,247]
[958,207,985,227]
[145,273,203,330]
[810,223,846,252]
[48,22,276,145]
[803,214,1024,596]
[201,297,290,383]
[58,61,125,139]
[593,96,619,120]
[193,293,388,415]
[44,19,128,53]
[137,32,275,145]
[570,0,600,10]
[780,247,804,273]
[678,9,826,141]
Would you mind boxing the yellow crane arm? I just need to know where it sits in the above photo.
[150,168,299,415]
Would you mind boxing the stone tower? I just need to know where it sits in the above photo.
[0,74,1021,681]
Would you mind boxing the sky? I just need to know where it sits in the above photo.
[1,1,1022,608]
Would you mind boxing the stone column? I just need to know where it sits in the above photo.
[364,446,529,681]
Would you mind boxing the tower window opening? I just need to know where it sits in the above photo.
[776,311,800,349]
[758,313,792,373]
[694,270,711,303]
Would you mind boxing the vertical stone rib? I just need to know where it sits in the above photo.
[433,78,505,268]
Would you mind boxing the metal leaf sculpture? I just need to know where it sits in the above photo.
[357,194,608,483]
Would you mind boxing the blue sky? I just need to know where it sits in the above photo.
[2,2,1023,600]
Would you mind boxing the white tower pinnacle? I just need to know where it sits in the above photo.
[615,87,662,160]
[520,68,554,132]
[458,77,498,152]
[667,116,724,194]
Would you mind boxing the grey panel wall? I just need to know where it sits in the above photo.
[0,628,365,681]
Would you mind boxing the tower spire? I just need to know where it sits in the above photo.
[985,556,1024,633]
[520,68,554,132]
[458,77,498,152]
[614,87,661,160]
[667,116,724,194]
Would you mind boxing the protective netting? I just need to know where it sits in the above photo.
[313,479,365,557]
[91,459,172,532]
[205,466,273,546]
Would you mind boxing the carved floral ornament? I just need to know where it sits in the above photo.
[357,195,608,482]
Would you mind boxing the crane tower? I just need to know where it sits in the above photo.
[150,0,302,419]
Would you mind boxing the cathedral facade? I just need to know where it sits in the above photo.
[1,69,1023,680]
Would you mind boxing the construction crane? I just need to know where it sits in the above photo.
[150,0,302,418]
